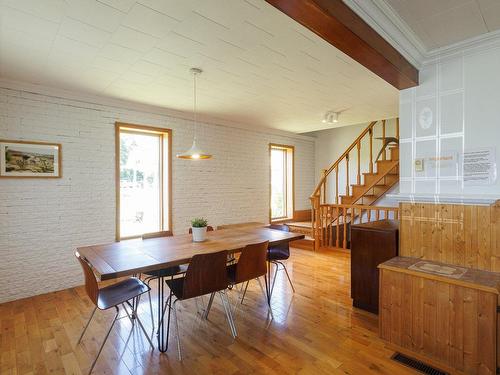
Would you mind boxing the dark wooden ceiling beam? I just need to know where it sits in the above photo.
[265,0,419,89]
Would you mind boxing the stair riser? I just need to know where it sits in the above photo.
[390,147,399,161]
[352,184,390,196]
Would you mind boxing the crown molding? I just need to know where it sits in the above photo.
[345,0,500,69]
[0,78,315,142]
[343,0,426,68]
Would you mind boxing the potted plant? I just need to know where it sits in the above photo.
[191,217,209,242]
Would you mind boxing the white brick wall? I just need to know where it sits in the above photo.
[0,84,315,303]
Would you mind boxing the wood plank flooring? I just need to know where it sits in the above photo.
[0,248,419,374]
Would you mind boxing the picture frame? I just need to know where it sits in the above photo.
[0,140,62,178]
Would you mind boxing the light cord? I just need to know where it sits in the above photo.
[193,71,197,142]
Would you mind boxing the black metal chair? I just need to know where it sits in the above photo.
[267,224,295,296]
[75,251,154,375]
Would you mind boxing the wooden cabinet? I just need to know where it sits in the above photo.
[350,220,398,314]
[379,257,500,375]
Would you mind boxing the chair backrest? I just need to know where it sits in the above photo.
[188,226,214,234]
[234,241,269,284]
[142,230,173,240]
[182,250,228,300]
[75,251,99,306]
[269,224,289,232]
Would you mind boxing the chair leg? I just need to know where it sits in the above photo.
[279,261,296,293]
[124,298,154,350]
[172,299,182,361]
[262,276,274,320]
[219,291,237,338]
[147,290,155,330]
[78,306,97,344]
[203,292,215,320]
[88,306,119,375]
[135,297,155,349]
[240,281,250,304]
[270,262,280,297]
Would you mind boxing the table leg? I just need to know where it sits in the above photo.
[157,276,172,352]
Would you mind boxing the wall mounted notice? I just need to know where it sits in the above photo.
[428,151,458,177]
[463,147,496,185]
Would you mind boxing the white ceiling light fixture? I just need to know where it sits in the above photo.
[176,68,212,160]
[322,111,340,124]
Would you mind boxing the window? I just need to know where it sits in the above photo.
[115,123,171,240]
[270,144,294,221]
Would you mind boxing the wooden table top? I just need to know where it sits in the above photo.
[77,227,305,281]
[379,256,500,294]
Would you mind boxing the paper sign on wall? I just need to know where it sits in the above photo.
[463,147,497,185]
[428,152,458,177]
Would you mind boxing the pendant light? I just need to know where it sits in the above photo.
[176,68,212,160]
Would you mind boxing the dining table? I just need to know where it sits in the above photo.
[76,226,305,352]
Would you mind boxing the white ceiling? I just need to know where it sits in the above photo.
[0,0,398,133]
[382,0,500,51]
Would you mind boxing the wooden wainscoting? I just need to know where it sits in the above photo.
[379,259,499,375]
[399,201,500,272]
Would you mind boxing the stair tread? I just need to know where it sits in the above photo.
[363,171,398,176]
[376,159,398,163]
[351,183,389,188]
[342,193,377,198]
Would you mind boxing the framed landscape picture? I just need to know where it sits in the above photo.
[0,140,61,178]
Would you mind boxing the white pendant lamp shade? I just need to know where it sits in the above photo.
[176,67,212,160]
[176,139,211,159]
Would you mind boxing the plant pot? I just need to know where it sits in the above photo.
[191,226,207,242]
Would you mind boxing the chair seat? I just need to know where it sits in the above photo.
[267,246,290,261]
[144,264,188,278]
[97,277,149,310]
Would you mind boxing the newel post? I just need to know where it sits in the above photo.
[310,194,321,251]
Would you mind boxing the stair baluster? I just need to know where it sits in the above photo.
[335,205,340,248]
[343,206,348,249]
[369,128,373,174]
[335,166,339,204]
[345,153,349,197]
[382,119,386,161]
[357,141,361,185]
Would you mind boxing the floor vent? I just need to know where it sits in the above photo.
[391,353,448,375]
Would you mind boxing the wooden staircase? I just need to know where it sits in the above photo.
[286,119,400,251]
[340,146,399,205]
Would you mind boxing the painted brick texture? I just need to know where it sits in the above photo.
[0,86,315,303]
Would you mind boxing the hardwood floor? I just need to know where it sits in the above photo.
[0,248,418,374]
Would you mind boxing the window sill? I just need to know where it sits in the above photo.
[270,217,294,224]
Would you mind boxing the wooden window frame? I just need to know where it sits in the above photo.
[115,122,172,241]
[269,143,295,223]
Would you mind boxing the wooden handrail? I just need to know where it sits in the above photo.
[311,120,377,197]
